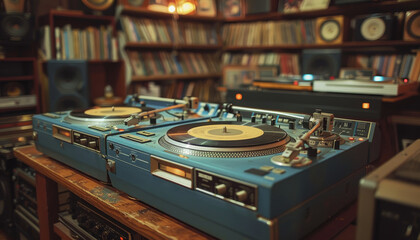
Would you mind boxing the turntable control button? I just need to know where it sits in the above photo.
[74,132,80,137]
[215,184,227,196]
[289,121,295,130]
[271,118,276,125]
[262,116,267,124]
[80,138,87,145]
[251,116,256,123]
[235,190,248,202]
[88,141,97,148]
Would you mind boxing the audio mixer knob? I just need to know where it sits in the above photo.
[235,190,248,202]
[214,184,227,196]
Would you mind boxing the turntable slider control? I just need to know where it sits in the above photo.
[215,184,227,195]
[88,141,96,148]
[80,138,87,145]
[235,190,248,202]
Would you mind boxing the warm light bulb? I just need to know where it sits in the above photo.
[168,3,176,13]
[177,0,196,14]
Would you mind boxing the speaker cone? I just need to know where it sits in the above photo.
[1,14,29,39]
[406,12,420,40]
[54,66,84,92]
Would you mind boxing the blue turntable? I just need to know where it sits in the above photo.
[106,105,380,239]
[32,95,219,182]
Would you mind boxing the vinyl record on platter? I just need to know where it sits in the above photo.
[404,11,420,41]
[166,121,289,148]
[70,106,154,119]
[360,17,386,41]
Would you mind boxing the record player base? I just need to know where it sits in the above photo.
[13,145,357,240]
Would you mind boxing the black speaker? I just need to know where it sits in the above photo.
[0,13,34,45]
[47,60,90,112]
[302,49,341,78]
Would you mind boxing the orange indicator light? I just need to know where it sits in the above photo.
[349,137,354,141]
[235,93,243,100]
[59,129,71,137]
[161,165,186,178]
[358,138,364,141]
[118,129,124,132]
[362,103,370,109]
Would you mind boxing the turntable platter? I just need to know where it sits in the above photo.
[160,121,291,158]
[84,107,143,117]
[64,106,155,125]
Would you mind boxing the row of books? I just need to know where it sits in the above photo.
[347,53,420,80]
[127,51,220,76]
[222,52,301,75]
[133,78,221,103]
[222,19,316,46]
[161,79,221,102]
[120,16,219,45]
[40,25,118,61]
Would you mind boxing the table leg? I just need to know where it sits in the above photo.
[36,172,59,240]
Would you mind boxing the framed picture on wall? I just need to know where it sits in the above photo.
[221,0,244,18]
[196,0,217,16]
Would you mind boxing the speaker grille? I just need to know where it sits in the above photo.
[54,66,84,93]
[1,14,29,39]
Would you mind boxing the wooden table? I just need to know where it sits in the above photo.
[14,145,358,240]
[13,145,213,240]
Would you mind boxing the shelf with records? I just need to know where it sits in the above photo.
[132,78,221,102]
[346,51,420,81]
[124,42,223,51]
[222,52,300,75]
[222,15,420,49]
[223,0,420,22]
[127,50,221,81]
[119,15,221,46]
[38,10,118,61]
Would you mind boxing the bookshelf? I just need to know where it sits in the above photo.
[117,3,223,101]
[0,58,39,114]
[221,0,420,82]
[39,10,118,61]
[37,10,126,109]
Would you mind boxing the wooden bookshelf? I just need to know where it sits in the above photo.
[0,58,39,113]
[224,0,420,22]
[224,40,420,51]
[125,42,223,51]
[120,5,224,22]
[39,9,118,61]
